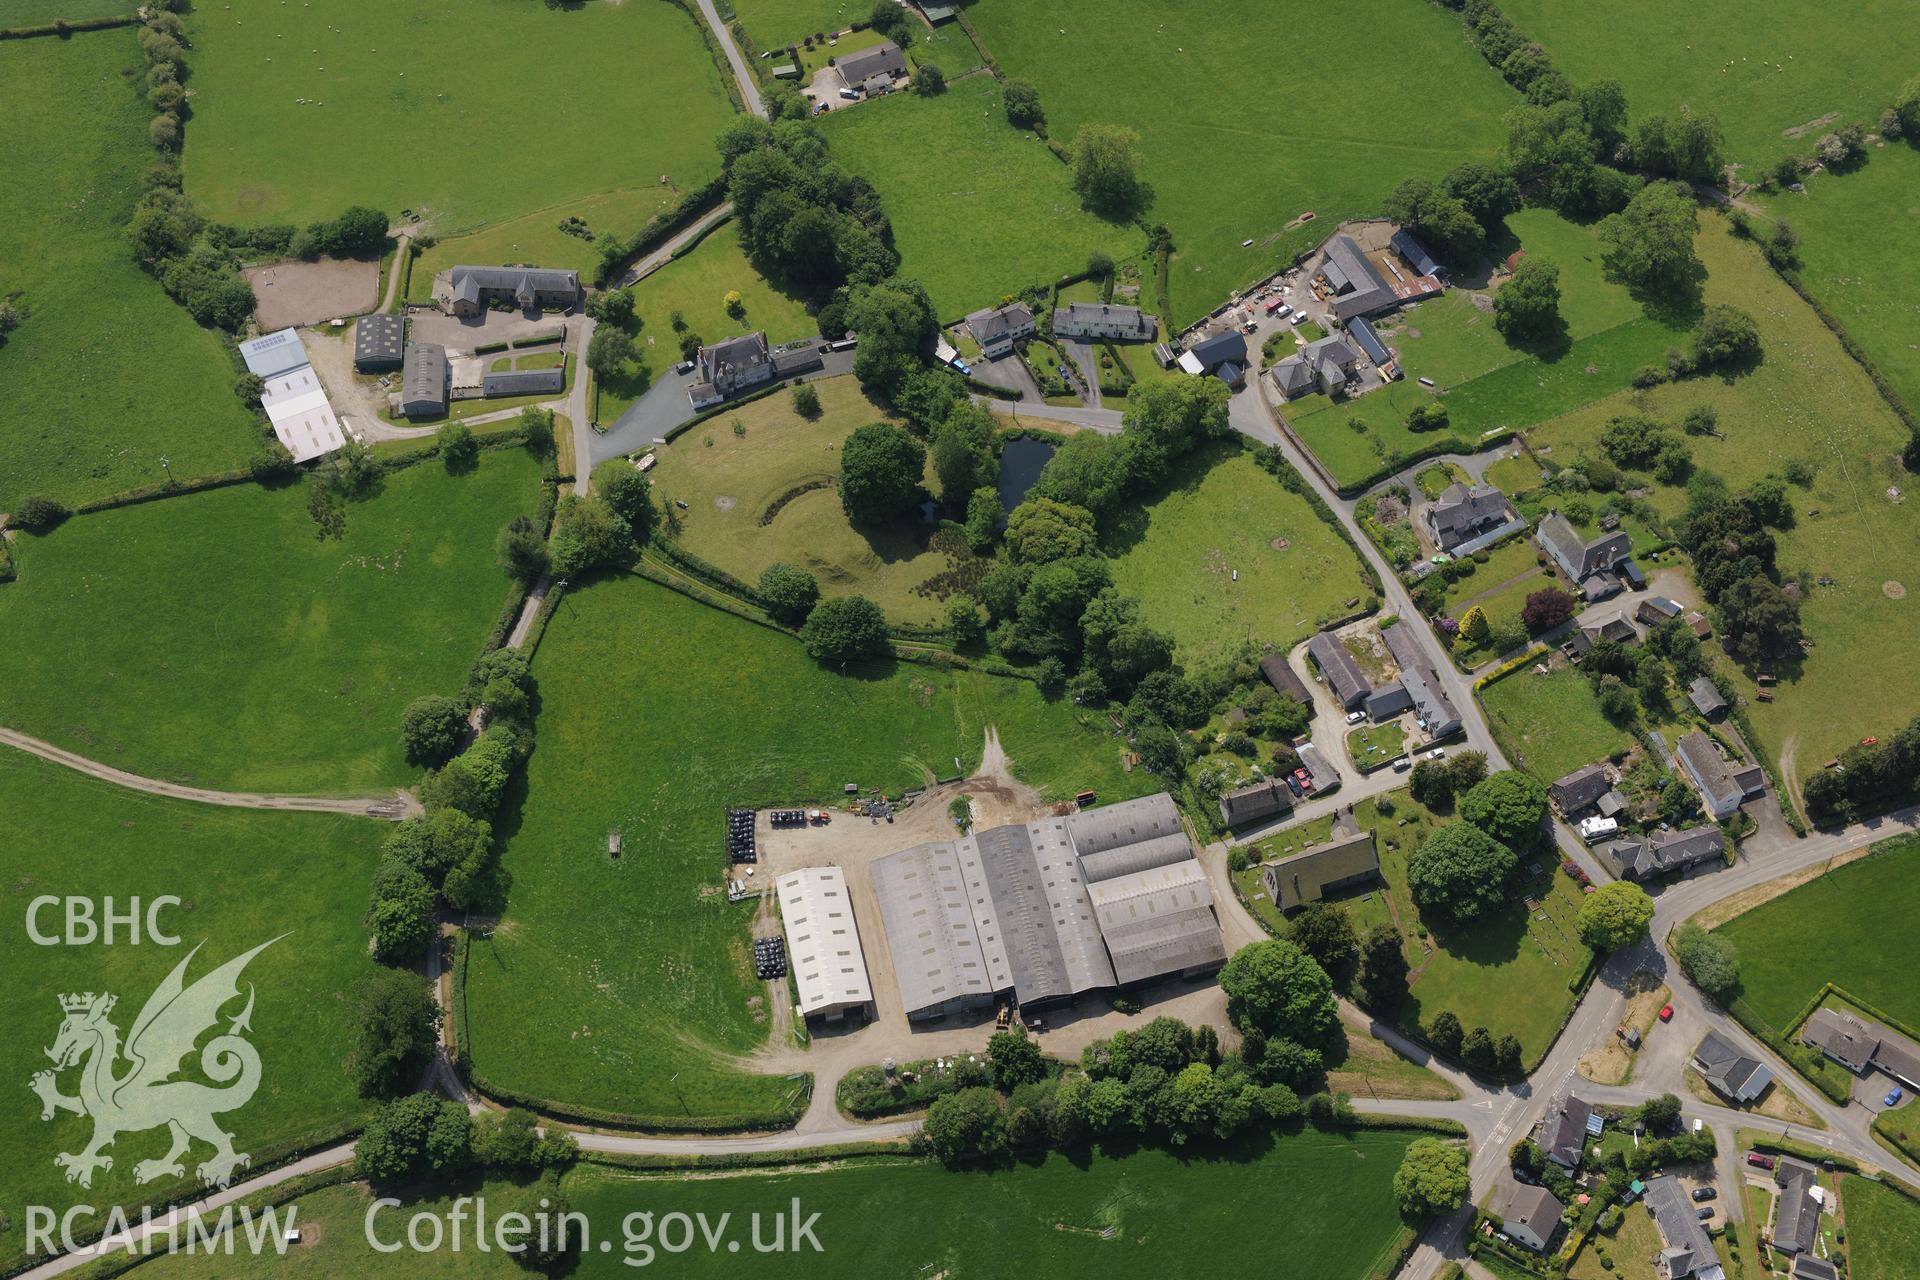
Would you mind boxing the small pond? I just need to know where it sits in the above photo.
[996,435,1057,515]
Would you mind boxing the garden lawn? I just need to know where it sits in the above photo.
[1235,789,1588,1063]
[1840,1176,1920,1280]
[1104,442,1373,665]
[820,79,1144,321]
[133,1128,1421,1278]
[1480,666,1636,783]
[648,374,964,626]
[461,574,1147,1124]
[0,449,545,793]
[967,0,1515,328]
[1757,146,1920,421]
[1497,0,1918,169]
[1346,721,1408,767]
[1710,833,1920,1034]
[630,222,816,363]
[1526,222,1920,771]
[0,751,382,1271]
[184,0,733,233]
[0,32,264,510]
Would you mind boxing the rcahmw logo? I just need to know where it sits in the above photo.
[30,937,283,1189]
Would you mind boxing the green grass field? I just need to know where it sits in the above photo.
[1757,146,1920,425]
[1711,834,1920,1034]
[1481,666,1636,783]
[1287,211,1696,490]
[132,1128,1421,1278]
[0,31,266,510]
[1840,1176,1920,1280]
[649,375,965,625]
[1105,442,1372,665]
[1497,0,1919,168]
[725,0,868,46]
[1526,222,1920,770]
[184,0,734,234]
[820,80,1143,321]
[1236,789,1588,1061]
[403,188,689,301]
[4,0,133,23]
[461,574,1148,1124]
[967,0,1516,328]
[0,450,544,793]
[0,751,382,1270]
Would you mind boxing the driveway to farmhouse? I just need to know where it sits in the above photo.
[591,348,855,468]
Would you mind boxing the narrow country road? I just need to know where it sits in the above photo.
[616,201,735,289]
[377,226,413,315]
[0,727,418,820]
[694,0,764,119]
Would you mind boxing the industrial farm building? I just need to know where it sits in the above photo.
[775,866,875,1023]
[868,793,1226,1020]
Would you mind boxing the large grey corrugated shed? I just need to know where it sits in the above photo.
[1088,860,1226,984]
[968,820,1113,1006]
[1065,791,1182,858]
[1077,832,1193,884]
[238,328,312,378]
[400,342,449,417]
[353,314,405,370]
[870,841,1009,1020]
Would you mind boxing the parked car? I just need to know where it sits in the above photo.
[1885,1086,1905,1108]
[1692,1187,1717,1202]
[1425,748,1446,761]
[838,87,860,100]
[674,359,695,375]
[1285,774,1305,798]
[1659,1004,1675,1022]
[1393,757,1412,772]
[1696,1207,1714,1221]
[1746,1153,1776,1171]
[1346,710,1365,725]
[1289,312,1308,325]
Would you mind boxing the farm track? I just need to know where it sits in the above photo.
[0,726,418,820]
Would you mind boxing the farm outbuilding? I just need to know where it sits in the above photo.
[353,314,405,371]
[776,866,875,1023]
[400,342,450,419]
[238,328,348,463]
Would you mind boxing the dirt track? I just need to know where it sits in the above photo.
[0,726,417,820]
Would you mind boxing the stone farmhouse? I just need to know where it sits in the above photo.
[1425,483,1523,555]
[1052,302,1157,342]
[687,331,823,409]
[964,302,1034,359]
[836,40,907,96]
[447,265,580,318]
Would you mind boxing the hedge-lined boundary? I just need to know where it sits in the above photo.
[0,14,136,39]
[1473,645,1551,690]
[583,1145,913,1175]
[594,177,729,288]
[1739,1128,1860,1172]
[661,0,744,114]
[1254,439,1385,596]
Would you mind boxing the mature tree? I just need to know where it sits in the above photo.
[1354,924,1411,1010]
[1383,177,1485,263]
[1461,1025,1496,1072]
[1123,375,1232,470]
[866,0,914,46]
[1427,1011,1465,1055]
[988,1027,1046,1090]
[1576,79,1631,150]
[1459,771,1549,851]
[1069,124,1144,215]
[1670,923,1739,1000]
[1522,586,1576,632]
[891,367,967,431]
[496,515,550,583]
[1257,1036,1324,1089]
[384,808,495,908]
[846,278,939,398]
[1459,604,1491,645]
[1495,1034,1525,1078]
[1078,590,1175,698]
[1289,902,1358,974]
[791,382,822,419]
[366,859,437,963]
[963,486,1003,553]
[946,595,986,646]
[586,287,635,327]
[1003,78,1043,129]
[1693,304,1761,370]
[1494,256,1563,341]
[518,405,555,456]
[1577,882,1656,950]
[599,466,657,544]
[1005,496,1098,564]
[585,325,636,379]
[1598,182,1701,296]
[1218,940,1337,1045]
[355,1093,461,1181]
[1717,575,1803,665]
[800,594,889,664]
[548,493,634,576]
[910,62,945,95]
[1408,823,1518,924]
[930,401,997,505]
[10,494,70,533]
[400,696,467,770]
[758,563,820,625]
[1443,161,1521,230]
[1394,1138,1472,1217]
[348,969,438,1098]
[922,1087,1006,1160]
[839,422,926,524]
[1636,1092,1684,1131]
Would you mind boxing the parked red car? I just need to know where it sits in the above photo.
[1747,1153,1777,1171]
[1659,1004,1675,1022]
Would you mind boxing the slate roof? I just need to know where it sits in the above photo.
[1186,329,1247,371]
[1427,483,1512,548]
[352,314,405,369]
[1676,731,1748,815]
[1259,654,1312,705]
[1541,1095,1593,1168]
[1693,1030,1773,1102]
[837,40,906,84]
[1346,314,1391,365]
[1383,621,1462,738]
[1620,825,1724,879]
[1052,302,1156,340]
[1646,1175,1726,1280]
[1537,511,1631,581]
[1392,228,1447,280]
[700,331,770,381]
[1791,1257,1838,1280]
[964,302,1033,346]
[1307,632,1372,708]
[1772,1159,1821,1254]
[1638,596,1684,623]
[482,367,564,397]
[1550,764,1612,815]
[1261,828,1380,912]
[1799,1007,1878,1072]
[1688,676,1729,718]
[1218,777,1293,828]
[1320,235,1395,321]
[449,265,579,307]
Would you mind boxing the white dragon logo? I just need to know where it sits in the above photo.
[29,937,281,1190]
